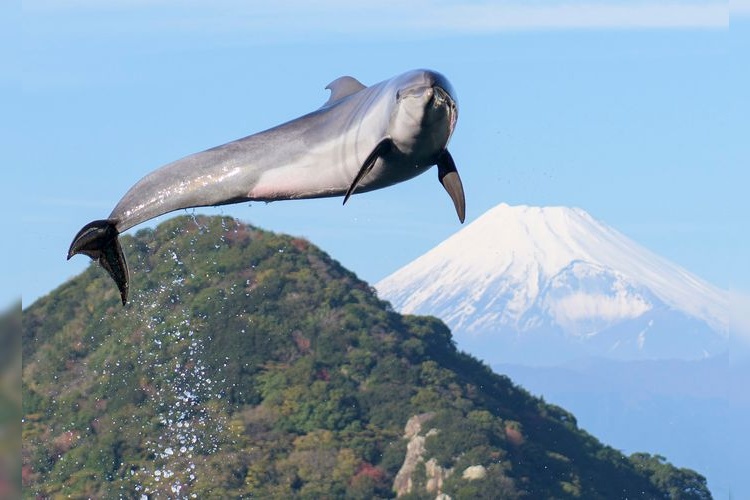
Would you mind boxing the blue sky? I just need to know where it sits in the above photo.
[7,1,748,310]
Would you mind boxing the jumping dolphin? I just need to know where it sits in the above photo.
[68,69,465,305]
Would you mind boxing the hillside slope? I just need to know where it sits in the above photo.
[23,216,710,498]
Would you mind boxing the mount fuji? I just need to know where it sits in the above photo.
[375,204,731,365]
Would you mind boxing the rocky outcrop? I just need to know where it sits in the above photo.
[393,413,437,497]
[395,414,490,499]
[424,457,452,495]
[462,464,487,480]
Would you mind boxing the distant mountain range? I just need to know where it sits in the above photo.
[376,203,732,365]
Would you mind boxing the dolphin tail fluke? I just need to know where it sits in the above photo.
[436,149,466,223]
[67,219,129,305]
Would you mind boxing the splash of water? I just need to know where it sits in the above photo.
[127,220,230,498]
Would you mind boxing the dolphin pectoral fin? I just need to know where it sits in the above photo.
[343,138,393,205]
[437,149,466,223]
[68,219,130,305]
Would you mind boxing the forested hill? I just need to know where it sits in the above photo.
[22,215,711,498]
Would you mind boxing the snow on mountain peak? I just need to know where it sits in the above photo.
[375,203,730,361]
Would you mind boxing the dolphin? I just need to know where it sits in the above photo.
[68,69,465,305]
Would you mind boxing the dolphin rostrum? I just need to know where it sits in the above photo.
[68,69,465,304]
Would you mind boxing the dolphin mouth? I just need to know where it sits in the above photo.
[431,86,451,106]
[431,86,458,135]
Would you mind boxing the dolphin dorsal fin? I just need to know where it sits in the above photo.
[323,76,366,106]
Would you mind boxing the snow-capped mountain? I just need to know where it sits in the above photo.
[375,204,731,365]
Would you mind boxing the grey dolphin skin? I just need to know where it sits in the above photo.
[68,69,465,305]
